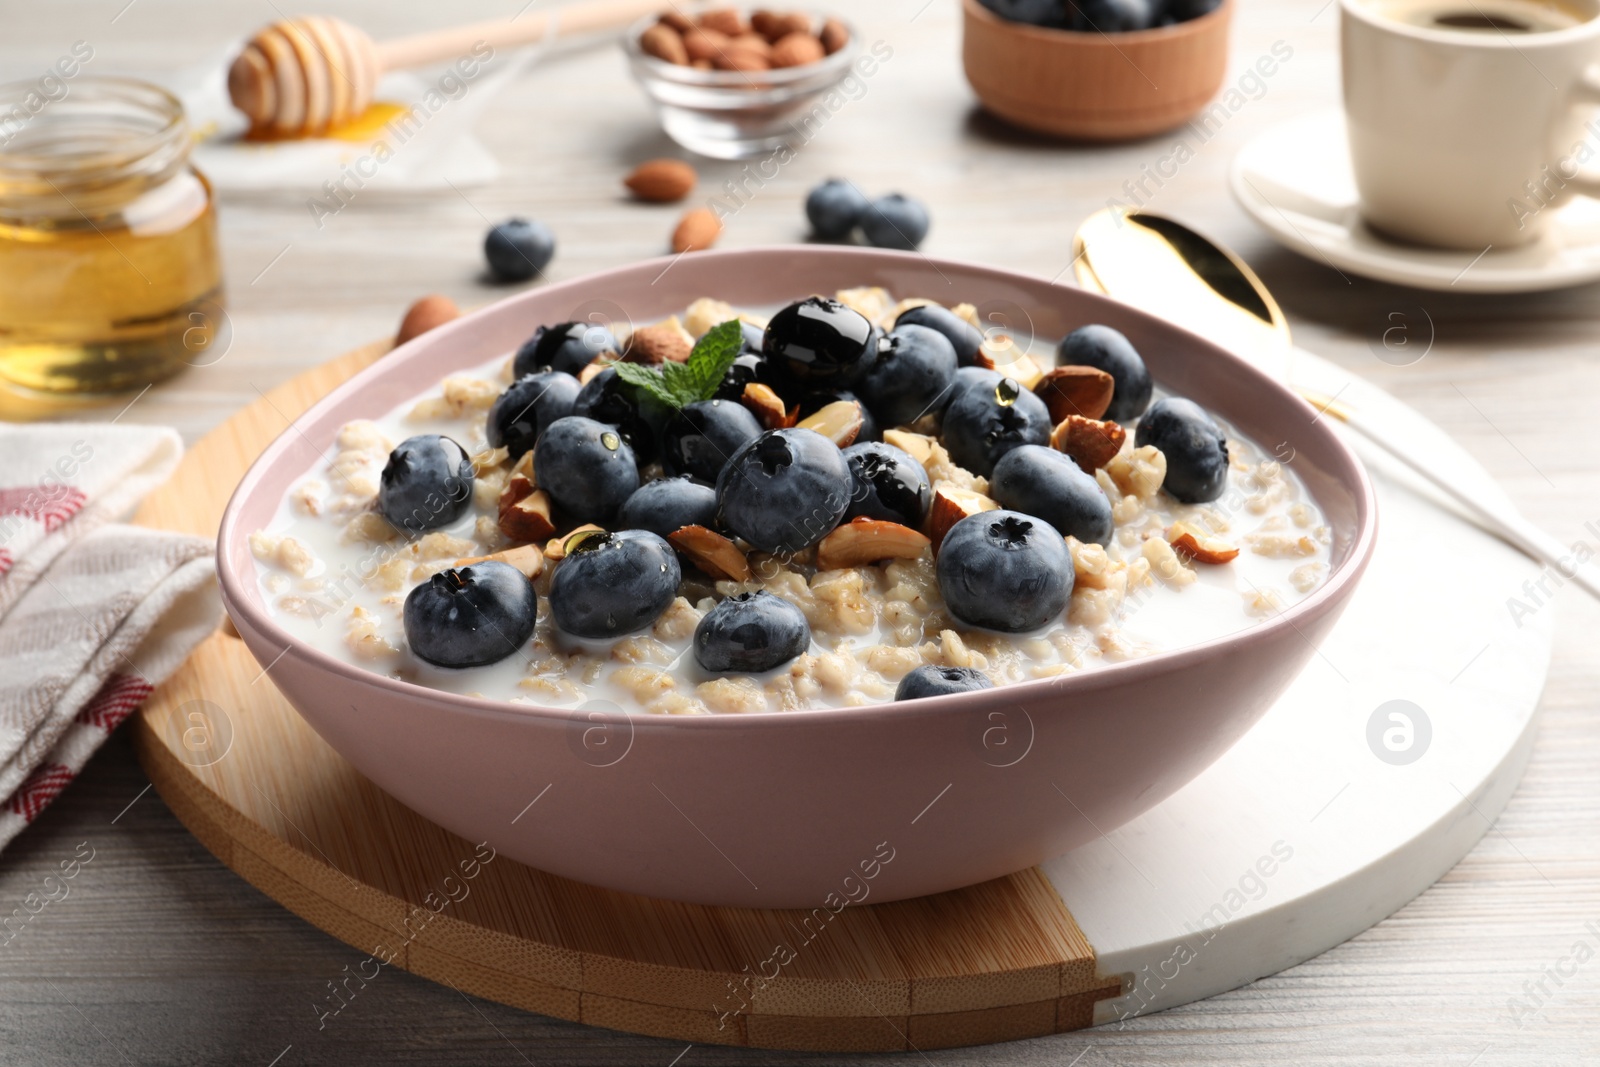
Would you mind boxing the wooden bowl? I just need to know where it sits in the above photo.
[962,0,1234,141]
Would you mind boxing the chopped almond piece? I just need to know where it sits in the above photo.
[1035,365,1116,422]
[926,486,1000,550]
[499,488,556,542]
[627,320,693,364]
[455,543,545,579]
[796,399,863,447]
[816,518,931,570]
[1050,415,1127,472]
[882,428,934,465]
[976,348,1046,389]
[546,524,606,562]
[740,382,795,430]
[1167,521,1240,564]
[510,450,534,482]
[669,524,752,581]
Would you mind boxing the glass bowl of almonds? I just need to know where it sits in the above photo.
[625,7,861,159]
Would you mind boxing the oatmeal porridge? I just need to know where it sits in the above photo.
[249,289,1333,714]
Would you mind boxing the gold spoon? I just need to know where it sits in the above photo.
[1072,207,1600,601]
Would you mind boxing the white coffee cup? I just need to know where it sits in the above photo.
[1342,0,1600,248]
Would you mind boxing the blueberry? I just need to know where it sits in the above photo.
[661,399,763,483]
[797,389,879,443]
[936,510,1074,632]
[1057,325,1152,421]
[714,349,771,401]
[378,434,475,535]
[717,428,852,554]
[403,561,537,668]
[861,194,931,251]
[486,371,580,461]
[939,376,1053,477]
[894,664,995,701]
[533,416,639,525]
[763,297,875,388]
[843,442,931,527]
[979,0,1070,25]
[1162,0,1221,19]
[693,591,811,673]
[484,218,555,283]
[805,178,871,241]
[895,304,986,368]
[1135,397,1230,503]
[1076,0,1155,28]
[548,529,681,639]
[857,324,959,428]
[990,444,1113,545]
[573,366,659,464]
[513,321,619,378]
[617,476,719,538]
[953,366,1004,400]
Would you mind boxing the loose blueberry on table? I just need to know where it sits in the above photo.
[483,218,556,283]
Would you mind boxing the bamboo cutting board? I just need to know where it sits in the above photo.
[129,340,1553,1052]
[128,341,1124,1053]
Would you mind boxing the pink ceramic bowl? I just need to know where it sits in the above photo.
[218,246,1377,909]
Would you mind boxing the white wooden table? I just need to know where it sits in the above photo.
[4,1,1599,1063]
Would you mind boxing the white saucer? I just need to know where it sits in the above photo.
[1231,110,1600,292]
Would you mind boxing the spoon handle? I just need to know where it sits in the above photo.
[1333,407,1600,600]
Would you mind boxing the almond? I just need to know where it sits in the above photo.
[510,449,534,483]
[796,399,862,447]
[1167,521,1240,564]
[740,382,794,430]
[577,359,610,385]
[771,31,825,67]
[820,17,850,54]
[454,543,545,579]
[816,518,931,570]
[640,22,689,65]
[681,26,730,62]
[624,158,697,203]
[974,349,1045,389]
[669,524,752,581]
[1050,414,1126,472]
[882,429,935,465]
[659,11,695,33]
[499,488,557,543]
[698,8,746,35]
[627,320,693,364]
[396,294,458,345]
[1035,364,1115,423]
[713,44,771,71]
[672,208,723,253]
[753,10,812,40]
[927,485,999,550]
[546,524,606,562]
[692,58,714,70]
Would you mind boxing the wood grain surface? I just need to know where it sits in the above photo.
[3,1,1600,1064]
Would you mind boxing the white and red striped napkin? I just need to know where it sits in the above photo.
[0,424,218,848]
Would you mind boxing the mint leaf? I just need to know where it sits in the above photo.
[608,320,747,411]
[609,359,679,408]
[663,319,745,406]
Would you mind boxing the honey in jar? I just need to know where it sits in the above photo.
[0,77,223,395]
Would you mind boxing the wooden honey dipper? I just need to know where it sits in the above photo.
[228,0,668,139]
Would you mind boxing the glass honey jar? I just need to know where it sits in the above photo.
[0,77,223,395]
